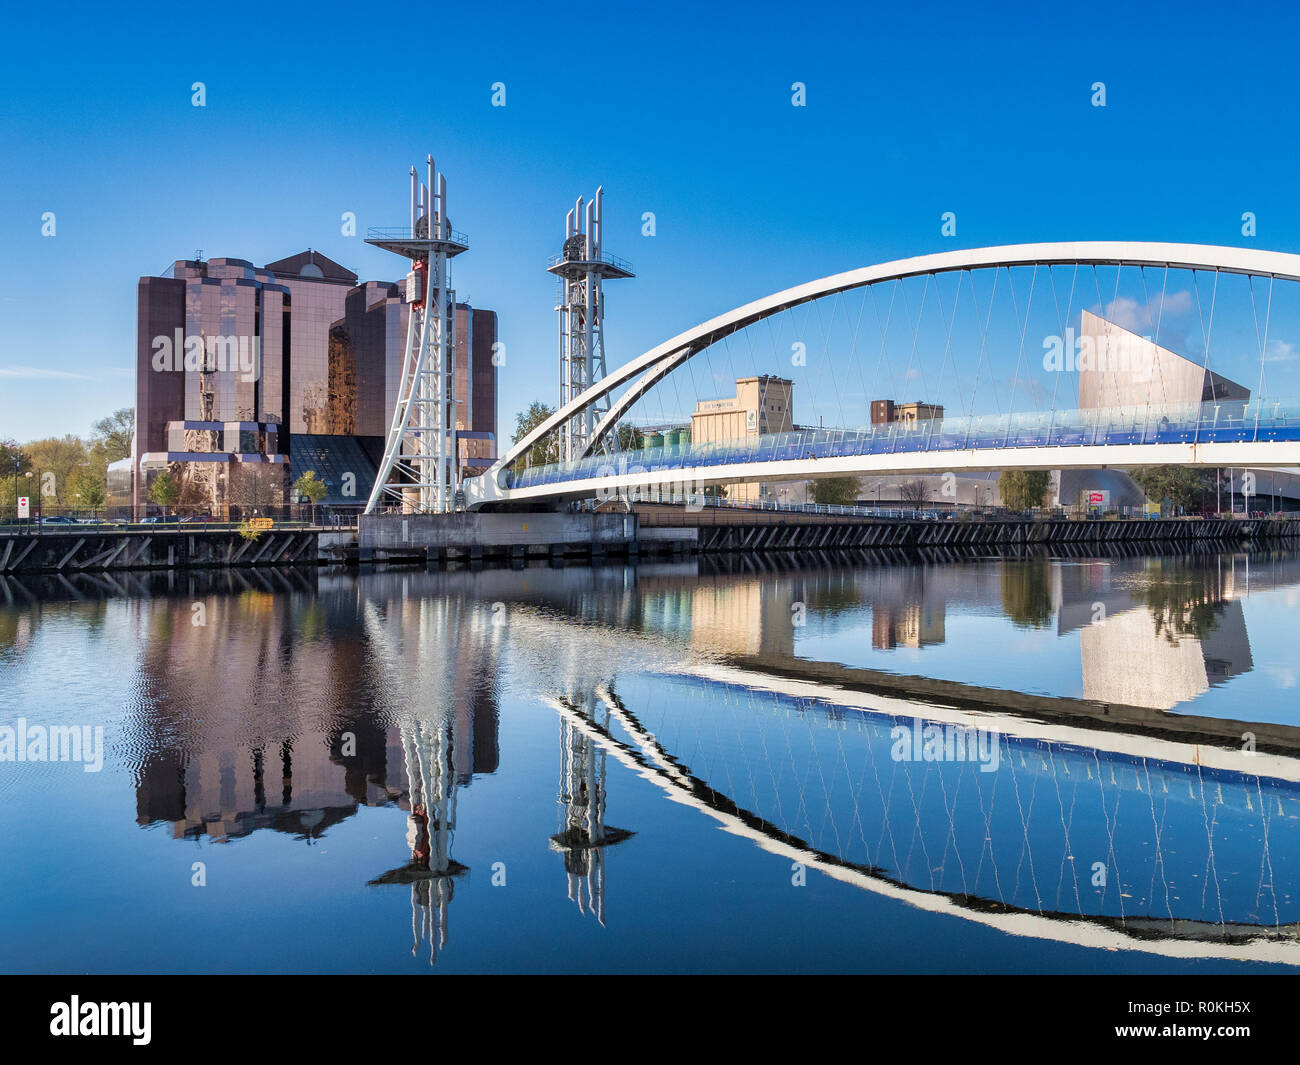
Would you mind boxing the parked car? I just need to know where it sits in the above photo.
[40,515,77,525]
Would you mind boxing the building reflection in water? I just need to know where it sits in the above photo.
[1058,555,1257,709]
[441,552,1300,961]
[668,551,1280,711]
[102,550,1300,965]
[126,573,500,967]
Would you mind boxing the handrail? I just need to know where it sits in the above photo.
[501,398,1299,490]
[367,225,470,247]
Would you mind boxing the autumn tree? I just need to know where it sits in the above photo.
[23,435,91,505]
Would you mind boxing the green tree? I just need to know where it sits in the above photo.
[70,466,107,514]
[616,423,645,451]
[148,470,181,515]
[512,401,560,467]
[24,435,91,505]
[294,470,328,523]
[998,469,1052,511]
[812,476,860,505]
[0,441,30,508]
[1130,466,1213,512]
[90,408,134,464]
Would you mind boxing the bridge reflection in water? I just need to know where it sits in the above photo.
[91,549,1300,966]
[425,551,1300,964]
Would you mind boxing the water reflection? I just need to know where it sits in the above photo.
[552,701,634,925]
[5,549,1299,969]
[395,553,1300,963]
[359,592,502,963]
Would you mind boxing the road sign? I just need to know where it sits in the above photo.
[248,517,274,531]
[17,497,28,518]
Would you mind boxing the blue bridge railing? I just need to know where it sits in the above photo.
[501,399,1300,490]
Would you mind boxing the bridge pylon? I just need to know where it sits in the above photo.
[549,187,634,464]
[364,156,469,514]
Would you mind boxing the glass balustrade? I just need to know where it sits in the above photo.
[499,399,1300,489]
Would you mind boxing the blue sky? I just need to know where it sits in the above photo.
[2,0,1299,442]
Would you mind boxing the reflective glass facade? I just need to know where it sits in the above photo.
[134,249,497,510]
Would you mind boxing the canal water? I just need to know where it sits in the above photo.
[1,548,1298,973]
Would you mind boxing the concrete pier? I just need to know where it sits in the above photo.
[357,511,696,565]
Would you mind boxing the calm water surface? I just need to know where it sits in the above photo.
[2,549,1298,973]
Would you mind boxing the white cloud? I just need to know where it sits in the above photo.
[1264,339,1298,362]
[1100,291,1193,334]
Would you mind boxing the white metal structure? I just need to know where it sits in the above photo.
[548,187,633,462]
[468,241,1300,507]
[364,155,468,514]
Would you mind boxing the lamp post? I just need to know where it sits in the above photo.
[11,453,20,525]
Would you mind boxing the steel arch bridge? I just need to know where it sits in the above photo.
[467,242,1300,508]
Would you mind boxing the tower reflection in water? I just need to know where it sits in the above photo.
[552,702,634,926]
[128,573,500,967]
[116,550,1300,966]
[438,552,1300,963]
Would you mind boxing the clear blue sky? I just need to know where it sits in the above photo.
[2,0,1299,442]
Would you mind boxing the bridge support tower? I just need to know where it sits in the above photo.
[549,187,634,464]
[365,156,469,514]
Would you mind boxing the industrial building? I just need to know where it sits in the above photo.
[690,375,794,502]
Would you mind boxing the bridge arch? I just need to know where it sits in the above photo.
[475,241,1300,505]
